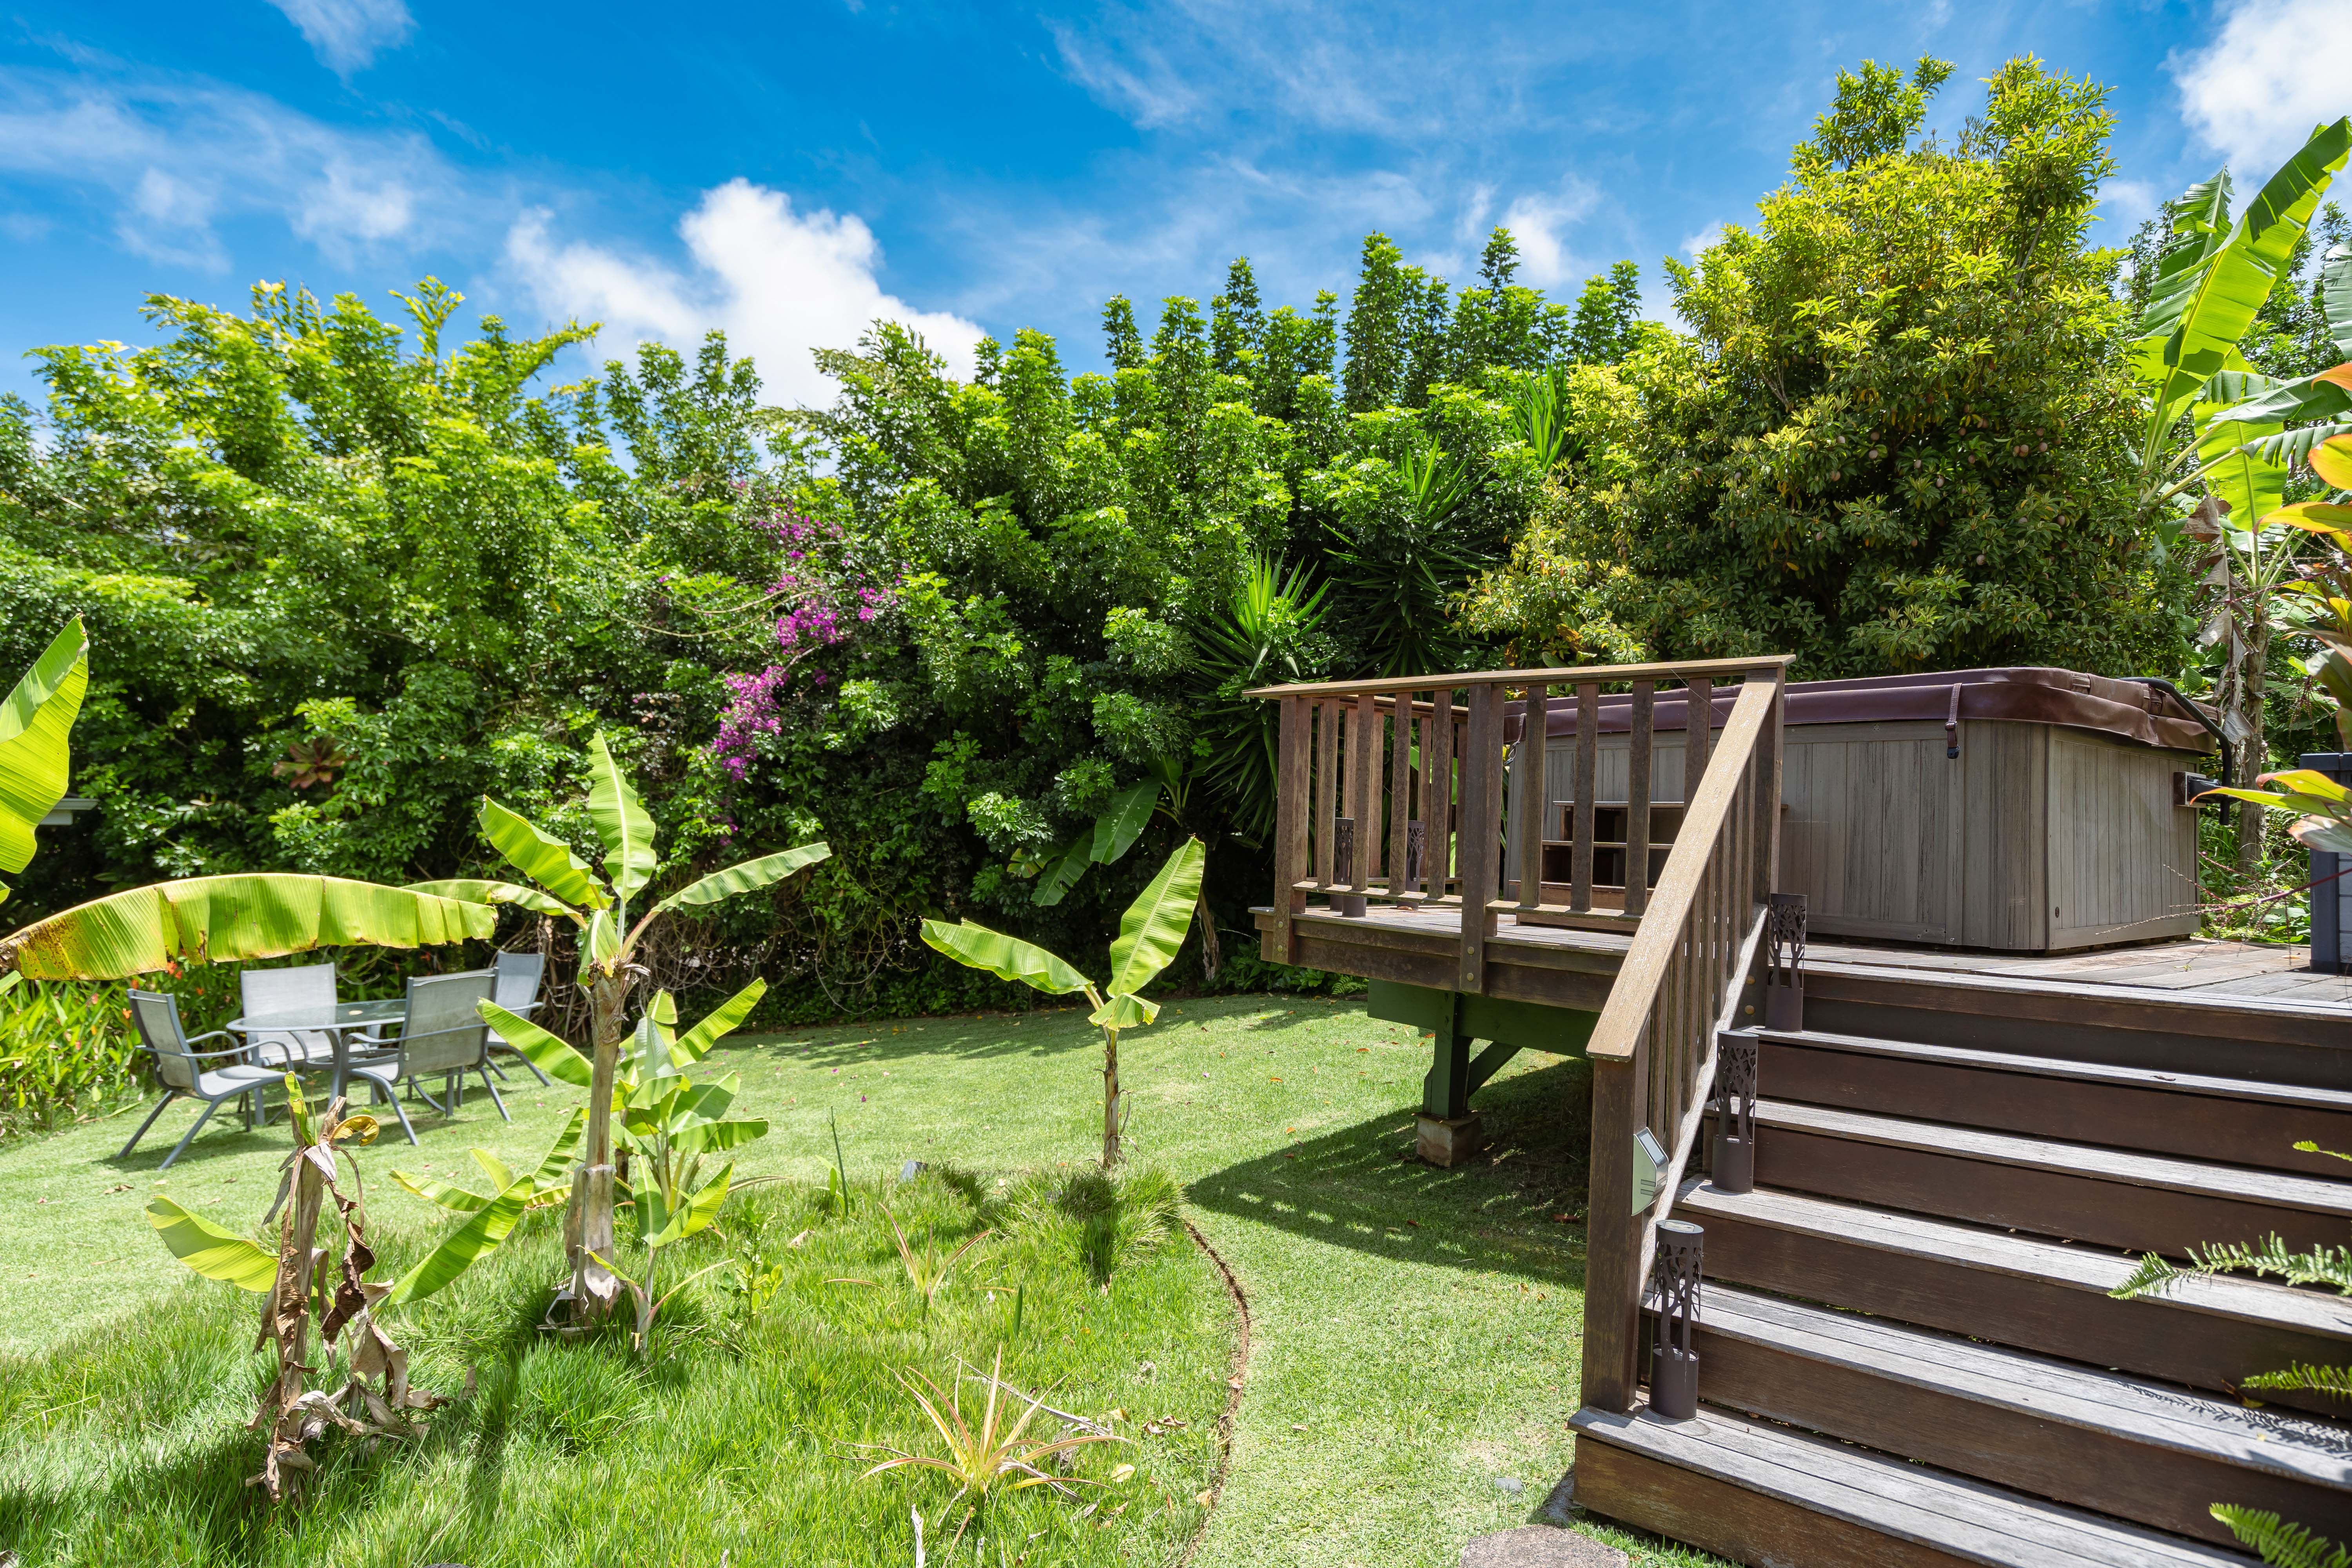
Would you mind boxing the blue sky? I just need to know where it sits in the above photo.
[0,1,2345,409]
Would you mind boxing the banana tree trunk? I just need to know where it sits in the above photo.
[2238,621,2270,877]
[565,967,633,1321]
[1194,884,1221,986]
[1101,1026,1122,1169]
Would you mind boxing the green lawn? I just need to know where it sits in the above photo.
[0,993,1717,1567]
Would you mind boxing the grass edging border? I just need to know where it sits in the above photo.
[1178,1217,1253,1568]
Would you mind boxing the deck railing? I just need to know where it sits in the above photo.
[1250,655,1790,1413]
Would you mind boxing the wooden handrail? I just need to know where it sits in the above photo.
[1247,655,1792,701]
[1580,673,1784,1414]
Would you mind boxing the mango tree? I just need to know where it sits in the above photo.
[924,838,1203,1167]
[411,732,825,1322]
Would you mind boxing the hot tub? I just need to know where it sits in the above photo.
[1513,668,2219,953]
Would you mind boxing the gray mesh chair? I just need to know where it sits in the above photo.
[347,970,504,1143]
[120,990,279,1169]
[239,961,339,1073]
[484,950,550,1085]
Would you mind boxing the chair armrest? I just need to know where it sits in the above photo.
[179,1041,264,1064]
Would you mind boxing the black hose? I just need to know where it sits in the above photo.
[2127,676,2234,829]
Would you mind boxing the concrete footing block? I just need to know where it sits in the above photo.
[1459,1524,1628,1567]
[1417,1112,1484,1167]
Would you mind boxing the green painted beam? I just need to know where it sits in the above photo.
[1367,980,1599,1057]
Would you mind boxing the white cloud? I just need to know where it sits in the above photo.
[0,67,450,267]
[2098,179,2160,228]
[1681,221,1726,258]
[1499,179,1600,288]
[505,179,984,407]
[2171,0,2352,176]
[265,0,415,76]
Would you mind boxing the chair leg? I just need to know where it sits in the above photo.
[158,1098,223,1171]
[384,1087,418,1145]
[512,1049,552,1087]
[477,1065,510,1122]
[485,1054,512,1081]
[120,1092,180,1160]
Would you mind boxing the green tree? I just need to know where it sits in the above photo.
[1461,55,2179,678]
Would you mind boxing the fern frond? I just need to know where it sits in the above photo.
[2183,1235,2352,1294]
[2110,1250,2183,1299]
[2212,1504,2352,1568]
[2241,1363,2352,1399]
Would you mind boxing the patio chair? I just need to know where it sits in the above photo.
[239,961,340,1075]
[119,990,280,1170]
[483,950,551,1085]
[347,970,505,1143]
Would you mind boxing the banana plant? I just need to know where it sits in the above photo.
[924,838,1204,1168]
[0,620,89,994]
[1019,758,1225,982]
[409,730,826,1323]
[396,978,771,1323]
[146,1078,454,1498]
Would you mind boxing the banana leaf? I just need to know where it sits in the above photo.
[1090,782,1159,864]
[2313,434,2352,490]
[675,1116,767,1155]
[674,978,764,1065]
[2326,244,2352,360]
[477,1000,593,1087]
[1028,834,1091,907]
[4,875,495,982]
[385,1181,534,1307]
[390,1168,495,1214]
[586,907,621,965]
[147,1195,278,1292]
[651,841,830,914]
[2209,362,2352,427]
[532,1107,587,1186]
[1106,837,1205,997]
[2134,169,2234,346]
[0,619,88,877]
[586,732,658,904]
[479,798,609,911]
[1089,991,1160,1030]
[2138,120,2352,452]
[919,918,1091,995]
[652,1164,733,1247]
[403,877,578,920]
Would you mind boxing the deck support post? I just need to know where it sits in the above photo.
[1419,1024,1484,1166]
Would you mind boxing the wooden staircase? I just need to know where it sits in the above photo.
[1569,975,2352,1566]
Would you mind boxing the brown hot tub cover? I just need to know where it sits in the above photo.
[1511,667,2217,754]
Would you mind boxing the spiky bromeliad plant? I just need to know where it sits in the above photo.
[2114,1139,2352,1563]
[409,732,826,1323]
[922,839,1203,1169]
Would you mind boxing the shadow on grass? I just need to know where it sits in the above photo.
[735,992,1345,1070]
[1186,1054,1598,1288]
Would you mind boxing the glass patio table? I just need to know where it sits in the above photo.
[225,998,406,1103]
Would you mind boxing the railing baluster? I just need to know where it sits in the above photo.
[1429,693,1454,898]
[1514,682,1543,907]
[1684,676,1713,810]
[1387,691,1412,894]
[1458,683,1504,991]
[1312,701,1336,888]
[1350,692,1379,892]
[1625,680,1655,918]
[1274,696,1311,957]
[1570,679,1599,912]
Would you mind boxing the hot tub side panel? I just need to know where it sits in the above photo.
[1780,719,1967,946]
[2044,728,2202,950]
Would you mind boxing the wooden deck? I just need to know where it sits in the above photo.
[1255,904,2350,1015]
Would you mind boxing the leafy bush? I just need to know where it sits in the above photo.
[0,979,138,1139]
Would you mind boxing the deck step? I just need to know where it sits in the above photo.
[1758,1026,2352,1177]
[1691,1285,2352,1546]
[1746,1098,2352,1256]
[1569,1403,2244,1567]
[1678,1179,2352,1414]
